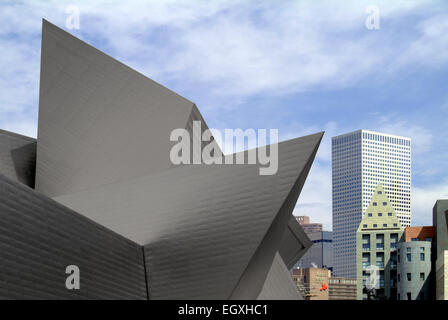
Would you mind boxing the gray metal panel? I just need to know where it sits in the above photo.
[3,19,325,300]
[36,20,199,197]
[434,200,448,258]
[0,129,36,187]
[279,216,313,270]
[55,132,323,299]
[230,134,320,299]
[257,252,303,300]
[0,174,147,300]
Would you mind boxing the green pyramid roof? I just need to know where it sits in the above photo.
[358,183,403,232]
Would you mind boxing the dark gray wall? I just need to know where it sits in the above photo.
[0,174,147,299]
[433,200,448,259]
[0,129,36,187]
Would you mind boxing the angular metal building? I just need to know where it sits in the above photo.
[0,20,323,300]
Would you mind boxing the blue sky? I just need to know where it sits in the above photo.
[1,0,448,229]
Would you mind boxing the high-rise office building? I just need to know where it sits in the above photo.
[333,130,411,278]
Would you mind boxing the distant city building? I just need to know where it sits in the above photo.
[294,268,330,300]
[397,240,432,300]
[295,215,323,234]
[332,130,411,278]
[294,231,333,271]
[356,183,403,300]
[328,277,357,300]
[292,267,356,300]
[404,226,435,242]
[433,200,448,300]
[398,226,435,300]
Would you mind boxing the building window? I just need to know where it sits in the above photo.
[407,247,411,252]
[388,212,392,216]
[420,273,425,280]
[420,247,425,252]
[407,292,412,300]
[373,202,377,206]
[382,202,387,206]
[420,253,425,261]
[412,238,419,241]
[363,224,368,228]
[383,224,387,227]
[378,191,382,194]
[407,253,412,262]
[407,273,411,281]
[373,224,377,228]
[378,213,382,216]
[368,213,372,217]
[393,223,397,227]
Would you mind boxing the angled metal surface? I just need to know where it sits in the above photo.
[0,174,147,299]
[279,216,313,270]
[257,252,303,300]
[55,133,323,299]
[0,19,324,300]
[229,134,320,299]
[0,129,36,187]
[36,20,214,198]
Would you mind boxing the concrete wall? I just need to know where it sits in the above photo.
[436,251,448,300]
[433,200,448,258]
[397,241,432,300]
[433,200,448,300]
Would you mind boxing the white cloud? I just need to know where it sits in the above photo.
[1,0,447,126]
[413,180,448,226]
[394,13,448,70]
[0,0,447,231]
[375,117,433,155]
[294,163,332,230]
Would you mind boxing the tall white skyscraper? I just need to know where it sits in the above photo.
[332,130,411,278]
